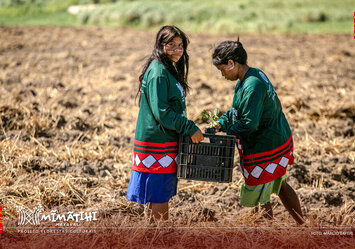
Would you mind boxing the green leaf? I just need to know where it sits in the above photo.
[214,108,220,116]
[201,110,210,119]
[202,109,221,127]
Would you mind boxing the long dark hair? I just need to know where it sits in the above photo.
[137,25,190,101]
[212,37,247,66]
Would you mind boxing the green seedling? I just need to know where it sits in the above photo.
[202,108,220,128]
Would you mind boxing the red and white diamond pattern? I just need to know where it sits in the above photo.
[244,156,290,179]
[135,154,141,166]
[278,156,289,168]
[243,168,249,179]
[142,155,156,169]
[250,166,263,179]
[133,154,177,169]
[158,155,174,168]
[265,163,277,174]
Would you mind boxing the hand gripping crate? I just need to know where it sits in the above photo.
[177,133,236,183]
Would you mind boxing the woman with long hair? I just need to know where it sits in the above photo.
[126,25,204,222]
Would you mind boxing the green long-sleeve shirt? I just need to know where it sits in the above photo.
[218,68,294,185]
[219,67,292,156]
[135,60,198,142]
[132,60,198,173]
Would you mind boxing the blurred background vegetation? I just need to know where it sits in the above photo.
[0,0,352,34]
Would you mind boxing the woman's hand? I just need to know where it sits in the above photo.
[214,122,221,132]
[191,129,204,143]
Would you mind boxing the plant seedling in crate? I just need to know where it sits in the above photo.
[202,108,220,141]
[202,108,220,129]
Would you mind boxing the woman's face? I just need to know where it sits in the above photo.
[163,37,184,63]
[216,61,237,81]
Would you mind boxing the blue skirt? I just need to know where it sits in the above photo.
[126,170,177,204]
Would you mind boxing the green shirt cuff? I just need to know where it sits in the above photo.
[187,124,199,137]
[218,119,227,132]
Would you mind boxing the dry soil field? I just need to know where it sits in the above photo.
[0,27,354,248]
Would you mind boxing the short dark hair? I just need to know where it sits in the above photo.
[212,38,247,66]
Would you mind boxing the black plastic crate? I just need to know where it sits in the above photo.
[177,133,236,182]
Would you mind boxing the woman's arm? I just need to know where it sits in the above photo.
[217,108,234,132]
[227,82,266,136]
[147,76,198,137]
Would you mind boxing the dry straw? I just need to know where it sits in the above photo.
[0,26,354,247]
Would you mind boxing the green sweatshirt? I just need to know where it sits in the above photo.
[132,60,198,173]
[219,67,294,185]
